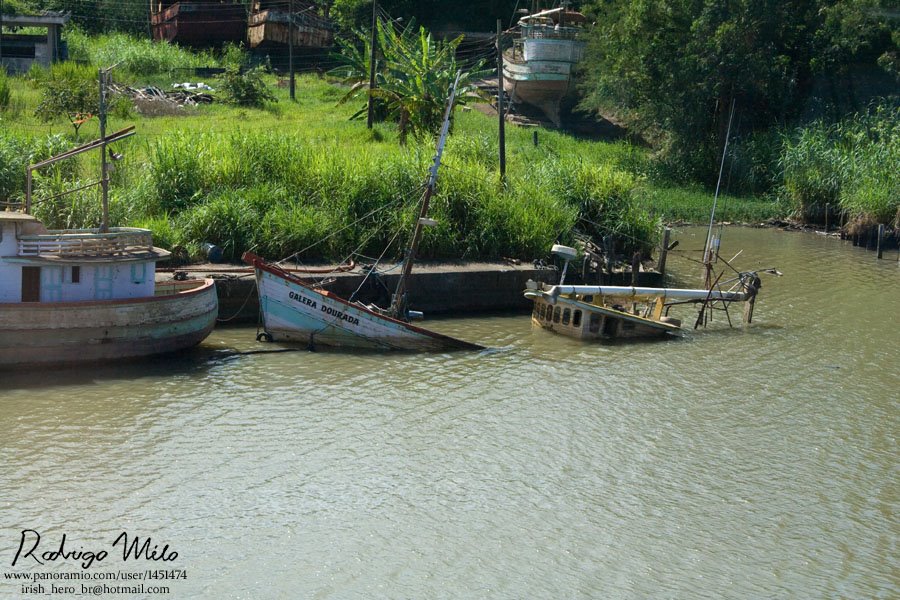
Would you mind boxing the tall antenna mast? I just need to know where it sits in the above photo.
[703,98,736,288]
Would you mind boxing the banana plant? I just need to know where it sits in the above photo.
[331,19,491,144]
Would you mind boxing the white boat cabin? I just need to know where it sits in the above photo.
[0,212,170,303]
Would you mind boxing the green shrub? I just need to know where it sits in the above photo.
[0,134,30,203]
[130,216,181,251]
[218,66,276,107]
[178,187,274,261]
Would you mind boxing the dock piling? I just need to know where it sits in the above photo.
[657,227,671,276]
[876,224,885,259]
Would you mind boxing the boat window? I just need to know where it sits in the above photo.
[539,303,547,320]
[553,306,561,323]
[70,266,80,284]
[603,317,618,336]
[583,295,593,303]
[562,308,571,325]
[545,305,553,321]
[589,313,601,333]
[573,310,582,327]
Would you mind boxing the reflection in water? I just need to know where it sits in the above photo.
[0,228,896,598]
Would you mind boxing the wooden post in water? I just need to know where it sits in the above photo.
[604,236,614,284]
[824,203,829,232]
[656,227,671,276]
[631,252,641,286]
[876,224,885,259]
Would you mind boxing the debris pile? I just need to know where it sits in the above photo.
[110,83,215,116]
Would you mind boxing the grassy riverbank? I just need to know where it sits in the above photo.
[2,62,783,263]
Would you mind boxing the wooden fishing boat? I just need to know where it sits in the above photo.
[502,4,587,126]
[0,212,218,366]
[244,74,483,352]
[524,245,764,341]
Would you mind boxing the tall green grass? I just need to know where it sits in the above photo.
[642,186,786,224]
[65,29,221,78]
[781,105,899,225]
[0,68,709,261]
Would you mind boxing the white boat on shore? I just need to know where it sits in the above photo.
[502,4,587,126]
[0,212,218,367]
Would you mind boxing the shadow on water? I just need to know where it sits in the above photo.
[0,346,249,392]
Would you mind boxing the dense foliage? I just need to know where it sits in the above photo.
[329,0,519,33]
[578,0,898,186]
[0,72,666,262]
[4,2,896,229]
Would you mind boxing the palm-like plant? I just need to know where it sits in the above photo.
[332,19,491,144]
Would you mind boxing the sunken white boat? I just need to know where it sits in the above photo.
[245,74,483,352]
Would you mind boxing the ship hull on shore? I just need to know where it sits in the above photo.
[502,7,586,126]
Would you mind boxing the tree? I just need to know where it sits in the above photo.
[34,63,99,139]
[578,0,898,184]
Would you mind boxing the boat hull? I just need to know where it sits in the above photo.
[250,257,482,351]
[0,279,218,366]
[502,38,584,126]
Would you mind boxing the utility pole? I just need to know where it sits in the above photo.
[366,0,377,128]
[496,19,506,181]
[99,68,109,232]
[289,0,295,101]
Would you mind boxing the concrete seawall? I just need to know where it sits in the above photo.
[158,262,663,324]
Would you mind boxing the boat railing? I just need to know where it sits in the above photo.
[520,24,583,41]
[18,227,154,257]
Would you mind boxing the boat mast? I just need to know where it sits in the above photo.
[390,71,462,319]
[703,98,736,288]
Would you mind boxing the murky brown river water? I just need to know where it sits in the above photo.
[1,227,897,599]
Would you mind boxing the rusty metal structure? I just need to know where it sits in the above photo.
[150,0,247,46]
[247,1,333,49]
